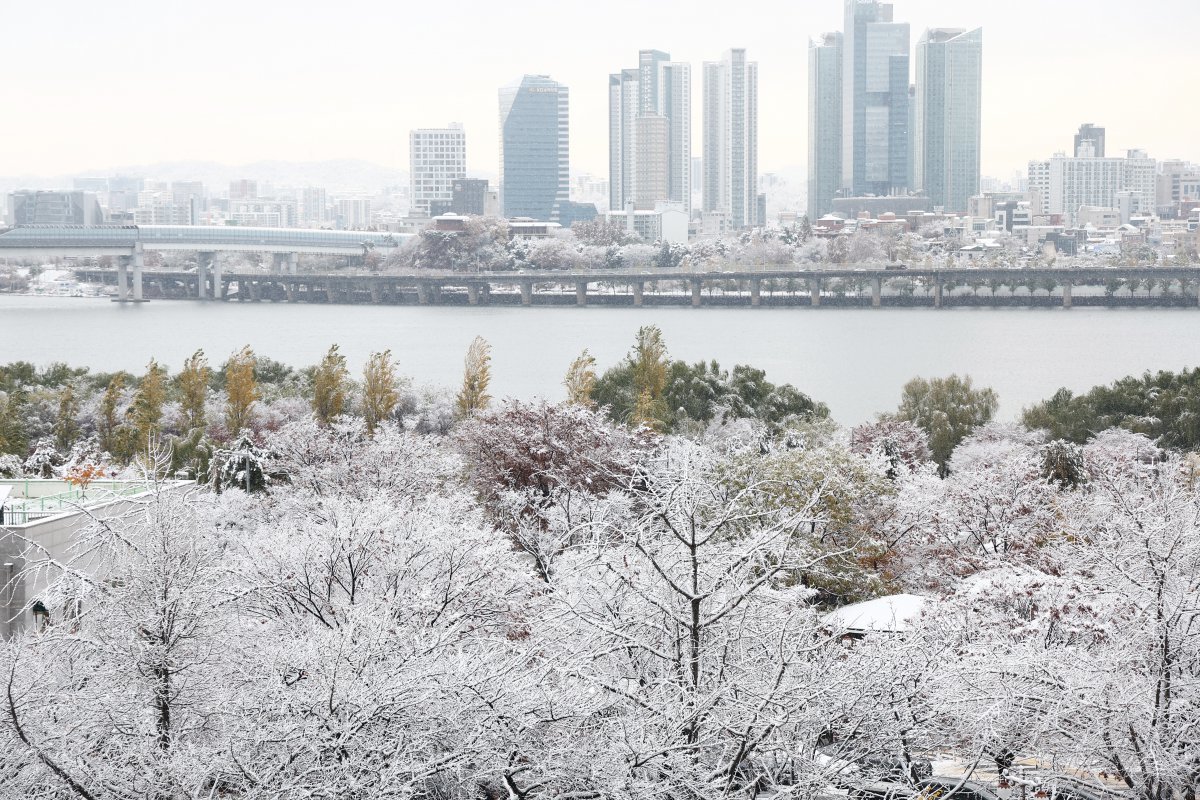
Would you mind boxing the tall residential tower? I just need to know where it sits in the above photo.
[702,48,758,229]
[608,50,691,211]
[499,75,569,222]
[914,27,982,212]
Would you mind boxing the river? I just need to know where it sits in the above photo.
[1,294,1196,425]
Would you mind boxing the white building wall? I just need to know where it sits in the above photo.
[409,124,467,215]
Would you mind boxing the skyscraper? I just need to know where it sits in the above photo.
[703,48,758,229]
[635,115,670,208]
[499,75,569,222]
[608,50,691,212]
[914,27,982,213]
[609,68,640,211]
[1074,123,1106,158]
[842,0,910,197]
[807,32,843,219]
[409,123,467,216]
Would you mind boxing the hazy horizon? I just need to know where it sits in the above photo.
[4,0,1198,182]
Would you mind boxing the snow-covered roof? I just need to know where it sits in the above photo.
[822,594,928,635]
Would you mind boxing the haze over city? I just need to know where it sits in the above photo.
[4,3,1200,798]
[4,0,1197,179]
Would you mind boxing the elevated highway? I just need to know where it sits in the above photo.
[0,224,410,302]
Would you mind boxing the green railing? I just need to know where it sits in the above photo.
[1,482,157,527]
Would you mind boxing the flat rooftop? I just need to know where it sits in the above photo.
[0,479,162,527]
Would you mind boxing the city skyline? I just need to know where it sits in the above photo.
[3,0,1197,182]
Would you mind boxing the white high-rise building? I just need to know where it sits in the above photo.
[702,48,758,229]
[409,124,466,216]
[914,27,982,213]
[1028,148,1157,223]
[608,51,691,212]
[1028,159,1051,215]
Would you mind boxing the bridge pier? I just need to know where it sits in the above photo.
[288,252,298,276]
[371,282,382,304]
[633,281,644,307]
[521,281,533,306]
[1062,281,1072,309]
[691,278,703,307]
[326,282,336,303]
[116,261,130,302]
[576,281,588,307]
[286,283,296,303]
[871,277,882,308]
[416,283,430,305]
[467,283,480,306]
[933,276,944,309]
[197,252,219,300]
[750,278,761,307]
[131,245,144,302]
[212,261,223,300]
[810,278,822,307]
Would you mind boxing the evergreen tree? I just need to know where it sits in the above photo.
[0,391,27,457]
[98,374,125,456]
[54,383,80,451]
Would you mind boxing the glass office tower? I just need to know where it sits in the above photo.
[499,75,569,222]
[914,27,983,212]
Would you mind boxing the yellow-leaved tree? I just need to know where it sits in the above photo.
[178,350,210,433]
[456,336,492,419]
[311,344,349,427]
[129,359,168,451]
[224,346,259,436]
[630,325,669,431]
[563,349,597,407]
[362,350,399,436]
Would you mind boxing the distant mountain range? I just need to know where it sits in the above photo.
[0,159,411,194]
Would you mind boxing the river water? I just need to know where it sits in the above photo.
[1,295,1197,425]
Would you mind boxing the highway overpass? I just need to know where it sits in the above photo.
[0,224,412,301]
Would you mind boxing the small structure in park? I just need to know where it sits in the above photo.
[0,478,189,637]
[822,593,929,641]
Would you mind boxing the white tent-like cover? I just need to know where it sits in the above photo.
[822,593,929,636]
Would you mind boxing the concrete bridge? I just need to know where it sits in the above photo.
[0,224,409,302]
[69,265,1200,308]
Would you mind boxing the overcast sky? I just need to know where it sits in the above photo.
[4,0,1197,180]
